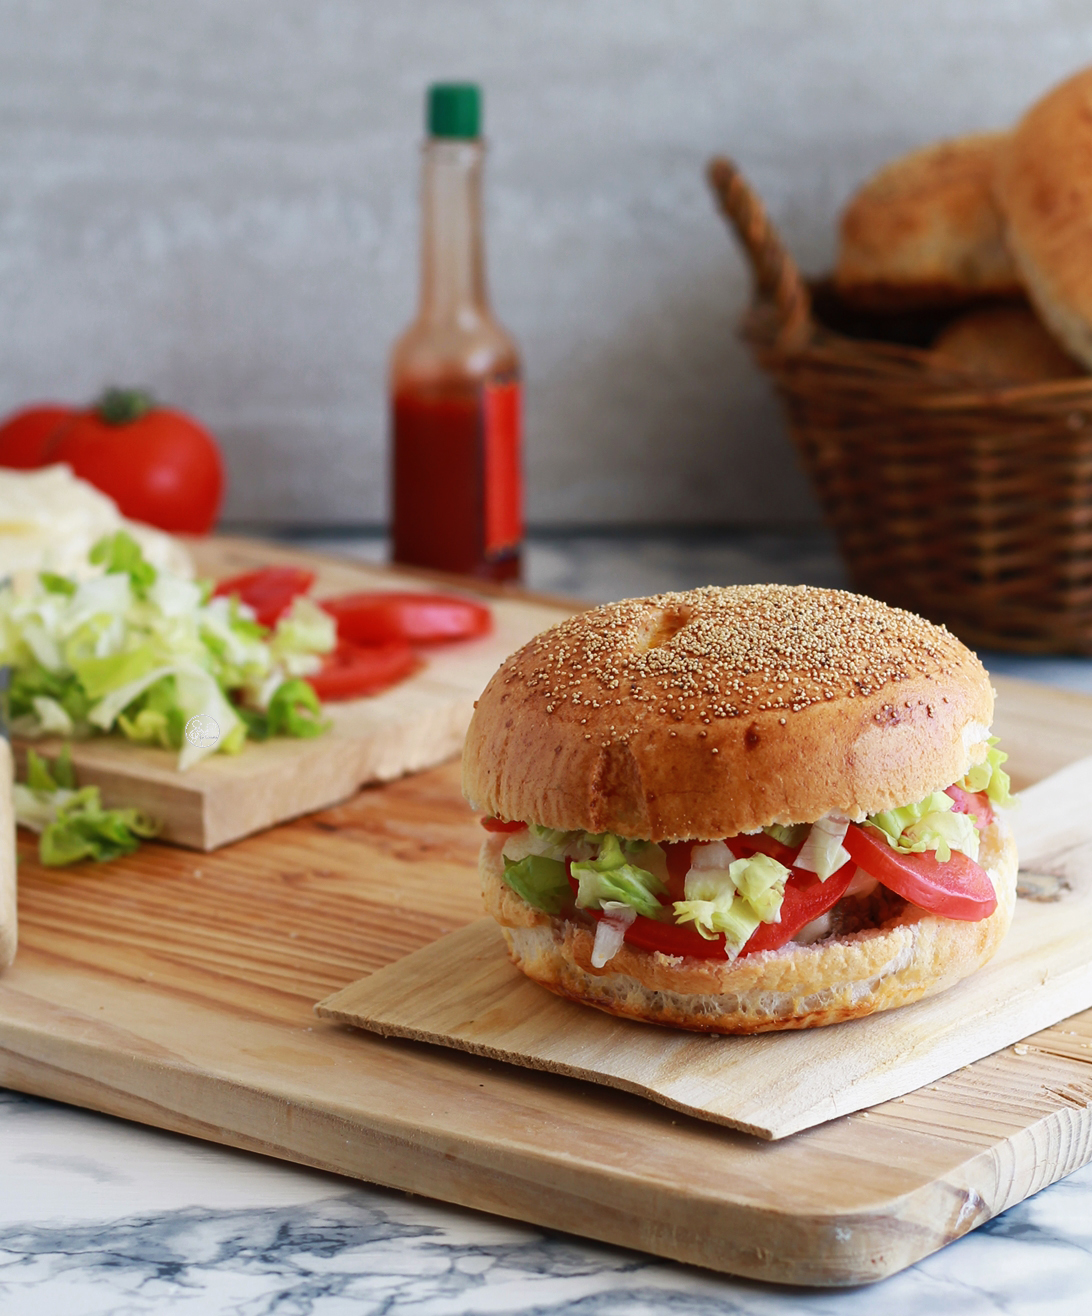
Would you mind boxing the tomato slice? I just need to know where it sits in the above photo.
[481,817,528,834]
[566,858,726,960]
[306,640,420,701]
[622,913,729,960]
[727,832,802,867]
[213,567,316,628]
[842,822,996,921]
[740,862,856,954]
[663,840,695,902]
[945,784,995,830]
[320,592,492,647]
[570,839,848,961]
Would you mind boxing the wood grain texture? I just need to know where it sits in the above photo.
[0,740,15,968]
[12,537,569,852]
[2,605,1092,1284]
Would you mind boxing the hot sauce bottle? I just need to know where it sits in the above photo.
[391,84,523,581]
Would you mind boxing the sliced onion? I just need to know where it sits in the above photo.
[844,866,879,899]
[794,912,833,945]
[689,839,736,870]
[590,901,637,969]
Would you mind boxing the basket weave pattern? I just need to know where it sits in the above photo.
[709,157,1092,654]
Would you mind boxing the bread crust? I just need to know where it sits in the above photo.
[463,585,994,842]
[480,821,1018,1034]
[996,69,1092,370]
[835,133,1020,309]
[932,304,1082,383]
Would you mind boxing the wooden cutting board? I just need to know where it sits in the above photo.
[12,536,570,851]
[3,668,1092,1287]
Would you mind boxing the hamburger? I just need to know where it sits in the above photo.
[462,585,1016,1034]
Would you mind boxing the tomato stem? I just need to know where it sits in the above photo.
[96,388,156,426]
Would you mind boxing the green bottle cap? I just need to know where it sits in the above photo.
[428,83,481,139]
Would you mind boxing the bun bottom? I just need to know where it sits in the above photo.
[480,822,1018,1034]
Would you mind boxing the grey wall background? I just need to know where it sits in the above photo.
[2,1,1091,530]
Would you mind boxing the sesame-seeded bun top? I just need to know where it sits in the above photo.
[462,585,994,841]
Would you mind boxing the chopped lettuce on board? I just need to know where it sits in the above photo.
[0,531,335,770]
[14,747,159,866]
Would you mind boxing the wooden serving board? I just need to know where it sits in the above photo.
[1,671,1092,1287]
[316,754,1092,1140]
[13,537,569,851]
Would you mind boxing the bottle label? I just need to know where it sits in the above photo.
[482,379,523,557]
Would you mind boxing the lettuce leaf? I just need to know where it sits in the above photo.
[269,598,336,676]
[90,530,157,592]
[502,854,570,914]
[0,533,335,768]
[571,834,667,920]
[73,644,161,701]
[240,679,330,742]
[673,851,789,954]
[764,822,809,848]
[40,572,76,597]
[866,790,980,863]
[962,739,1014,809]
[14,748,159,866]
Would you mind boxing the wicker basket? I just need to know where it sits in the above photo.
[708,156,1092,655]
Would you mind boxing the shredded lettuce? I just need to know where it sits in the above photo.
[501,854,570,914]
[519,825,585,861]
[961,738,1014,809]
[90,531,156,592]
[866,791,980,863]
[0,532,336,769]
[14,747,159,866]
[238,678,330,742]
[673,851,789,956]
[764,822,809,848]
[794,816,851,880]
[571,834,667,920]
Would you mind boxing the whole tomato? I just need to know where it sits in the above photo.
[47,389,225,534]
[0,403,74,468]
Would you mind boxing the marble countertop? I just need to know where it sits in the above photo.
[6,530,1092,1315]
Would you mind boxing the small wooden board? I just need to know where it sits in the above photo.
[316,755,1092,1140]
[12,537,570,851]
[3,672,1092,1286]
[0,741,15,967]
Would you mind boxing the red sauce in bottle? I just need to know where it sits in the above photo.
[392,374,522,580]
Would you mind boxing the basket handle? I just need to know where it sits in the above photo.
[707,156,813,351]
